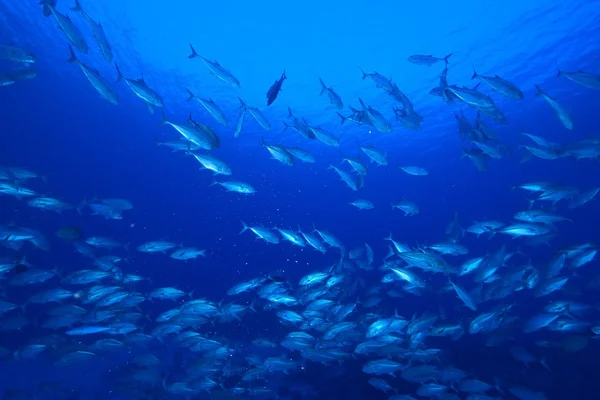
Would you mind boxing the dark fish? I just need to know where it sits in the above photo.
[14,263,28,274]
[267,275,287,283]
[40,0,57,16]
[266,70,286,106]
[55,226,83,242]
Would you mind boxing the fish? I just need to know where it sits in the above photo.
[239,222,280,244]
[188,43,240,88]
[328,164,361,191]
[359,68,395,92]
[308,126,339,146]
[233,107,246,137]
[40,0,57,16]
[284,108,314,139]
[392,199,419,216]
[472,69,524,100]
[399,166,428,176]
[286,147,315,163]
[160,112,220,150]
[350,199,374,210]
[115,64,163,112]
[449,279,477,311]
[55,226,83,242]
[239,98,270,130]
[137,241,178,253]
[28,196,73,213]
[65,326,112,336]
[266,70,286,106]
[189,152,232,176]
[360,144,387,166]
[260,137,294,166]
[70,0,113,62]
[557,68,600,89]
[170,248,206,260]
[358,98,392,133]
[185,88,228,125]
[445,85,496,109]
[0,45,36,63]
[42,1,88,53]
[318,77,343,109]
[211,181,256,194]
[408,53,452,66]
[0,68,37,86]
[67,46,118,105]
[534,84,573,130]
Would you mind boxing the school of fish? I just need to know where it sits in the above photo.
[1,1,600,400]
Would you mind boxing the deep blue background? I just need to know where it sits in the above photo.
[1,0,600,399]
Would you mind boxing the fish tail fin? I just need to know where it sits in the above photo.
[115,63,123,83]
[238,97,247,110]
[311,222,318,233]
[282,69,287,79]
[286,106,293,119]
[282,121,291,131]
[336,112,347,125]
[70,0,82,12]
[556,68,562,78]
[239,221,248,234]
[358,66,366,80]
[66,46,77,63]
[444,53,453,64]
[187,43,199,59]
[540,357,551,371]
[260,136,265,146]
[39,0,52,16]
[158,110,168,125]
[184,87,195,101]
[152,135,163,146]
[249,300,257,313]
[318,77,326,95]
[471,68,477,80]
[534,84,543,96]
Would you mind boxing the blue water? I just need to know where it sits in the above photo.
[1,0,600,399]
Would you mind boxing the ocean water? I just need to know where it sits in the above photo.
[1,0,600,398]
